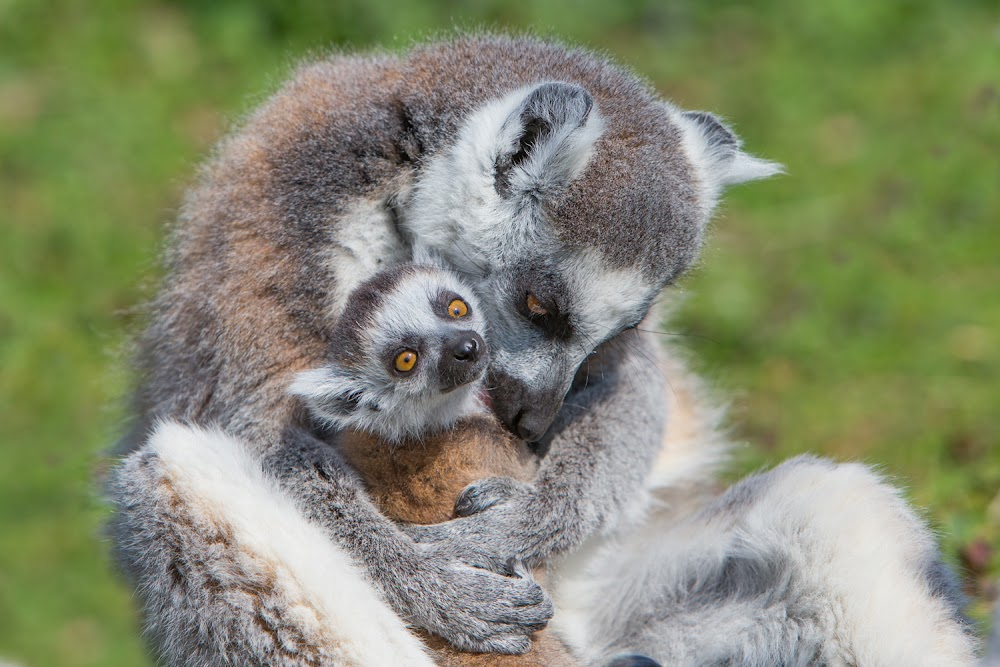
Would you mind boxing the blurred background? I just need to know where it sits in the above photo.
[1,0,997,664]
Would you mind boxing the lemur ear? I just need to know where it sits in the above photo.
[494,82,604,200]
[289,366,362,426]
[677,110,782,194]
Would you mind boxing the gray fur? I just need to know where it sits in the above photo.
[987,603,1000,666]
[110,34,766,657]
[103,34,973,667]
[556,456,978,666]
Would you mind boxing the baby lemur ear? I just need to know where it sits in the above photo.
[676,110,782,201]
[289,367,363,427]
[494,81,604,200]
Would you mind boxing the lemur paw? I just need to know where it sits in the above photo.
[407,549,553,653]
[454,476,534,517]
[404,483,546,569]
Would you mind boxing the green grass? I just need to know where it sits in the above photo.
[1,1,997,664]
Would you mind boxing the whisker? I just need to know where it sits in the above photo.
[637,327,715,342]
[451,240,489,276]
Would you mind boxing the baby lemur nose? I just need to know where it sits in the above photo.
[452,336,479,361]
[437,331,488,393]
[443,331,484,365]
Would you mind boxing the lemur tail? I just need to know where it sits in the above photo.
[984,599,1000,666]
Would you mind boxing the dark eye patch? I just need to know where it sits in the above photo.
[512,267,574,341]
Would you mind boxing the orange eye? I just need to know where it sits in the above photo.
[394,349,418,373]
[447,298,469,318]
[526,292,548,316]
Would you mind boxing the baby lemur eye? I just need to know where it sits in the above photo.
[394,349,418,373]
[447,298,468,318]
[525,292,549,316]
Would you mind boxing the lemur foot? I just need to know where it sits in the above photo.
[403,543,553,654]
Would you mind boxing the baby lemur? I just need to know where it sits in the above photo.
[291,264,656,667]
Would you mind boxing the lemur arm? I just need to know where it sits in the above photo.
[109,422,553,659]
[265,427,553,650]
[407,327,666,566]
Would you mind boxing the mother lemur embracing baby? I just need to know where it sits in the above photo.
[109,35,978,666]
[292,262,598,666]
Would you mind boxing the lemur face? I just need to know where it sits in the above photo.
[369,278,487,399]
[404,82,778,441]
[291,265,490,444]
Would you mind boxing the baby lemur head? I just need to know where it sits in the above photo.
[291,264,489,444]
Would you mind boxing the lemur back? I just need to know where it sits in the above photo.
[292,264,581,667]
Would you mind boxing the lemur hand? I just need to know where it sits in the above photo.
[405,477,555,570]
[390,536,552,653]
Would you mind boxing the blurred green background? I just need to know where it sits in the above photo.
[1,0,997,664]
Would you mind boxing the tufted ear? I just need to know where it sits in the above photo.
[494,82,604,201]
[677,110,782,198]
[289,366,362,427]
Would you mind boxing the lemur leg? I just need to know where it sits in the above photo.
[109,421,436,667]
[557,456,978,667]
[644,346,731,522]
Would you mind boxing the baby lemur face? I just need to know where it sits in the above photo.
[290,264,489,444]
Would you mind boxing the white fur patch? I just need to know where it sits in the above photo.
[325,191,411,318]
[147,421,435,667]
[672,106,783,216]
[766,461,976,666]
[552,457,977,666]
[562,249,657,341]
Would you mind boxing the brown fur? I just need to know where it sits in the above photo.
[340,416,580,667]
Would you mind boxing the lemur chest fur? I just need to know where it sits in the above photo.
[339,415,535,525]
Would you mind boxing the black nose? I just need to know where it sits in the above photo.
[514,410,548,442]
[437,331,488,393]
[451,336,479,362]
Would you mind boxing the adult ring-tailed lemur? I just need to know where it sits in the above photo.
[107,35,978,666]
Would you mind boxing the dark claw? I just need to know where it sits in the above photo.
[453,486,485,517]
[454,478,515,517]
[606,655,662,667]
